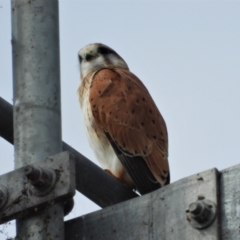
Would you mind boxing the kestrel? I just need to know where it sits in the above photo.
[78,43,170,195]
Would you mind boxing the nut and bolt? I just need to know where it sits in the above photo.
[186,199,217,229]
[25,166,56,195]
[189,201,211,223]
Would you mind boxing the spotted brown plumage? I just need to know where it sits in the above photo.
[78,43,170,195]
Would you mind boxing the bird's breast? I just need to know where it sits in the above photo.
[79,76,126,178]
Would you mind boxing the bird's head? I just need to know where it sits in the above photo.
[78,43,129,79]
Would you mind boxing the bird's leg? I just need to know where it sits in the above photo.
[104,169,118,178]
[104,169,126,184]
[104,169,134,190]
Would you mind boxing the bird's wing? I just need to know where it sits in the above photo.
[89,68,170,194]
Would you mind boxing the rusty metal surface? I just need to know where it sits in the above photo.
[65,168,220,240]
[0,151,75,224]
[220,164,240,239]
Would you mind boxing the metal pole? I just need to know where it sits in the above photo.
[11,0,64,239]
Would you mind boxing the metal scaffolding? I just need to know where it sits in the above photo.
[0,1,239,240]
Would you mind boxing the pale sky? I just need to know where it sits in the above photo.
[0,0,240,239]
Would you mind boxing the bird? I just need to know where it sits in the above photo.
[78,43,169,195]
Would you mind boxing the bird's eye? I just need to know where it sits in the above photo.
[85,53,94,62]
[79,55,83,63]
[98,47,112,55]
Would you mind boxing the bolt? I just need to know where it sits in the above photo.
[25,166,55,191]
[189,202,202,215]
[25,166,41,181]
[186,199,217,229]
[188,200,211,223]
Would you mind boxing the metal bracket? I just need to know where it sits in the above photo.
[0,151,75,224]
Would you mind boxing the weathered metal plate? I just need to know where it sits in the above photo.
[65,168,219,240]
[220,163,240,239]
[0,151,75,224]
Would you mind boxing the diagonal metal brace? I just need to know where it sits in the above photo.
[0,151,75,224]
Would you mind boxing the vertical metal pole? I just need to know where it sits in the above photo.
[11,1,64,239]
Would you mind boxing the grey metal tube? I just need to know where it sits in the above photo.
[11,0,64,239]
[0,96,138,207]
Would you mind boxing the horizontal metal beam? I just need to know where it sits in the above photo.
[0,97,13,144]
[0,96,138,208]
[64,168,220,239]
[64,163,240,239]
